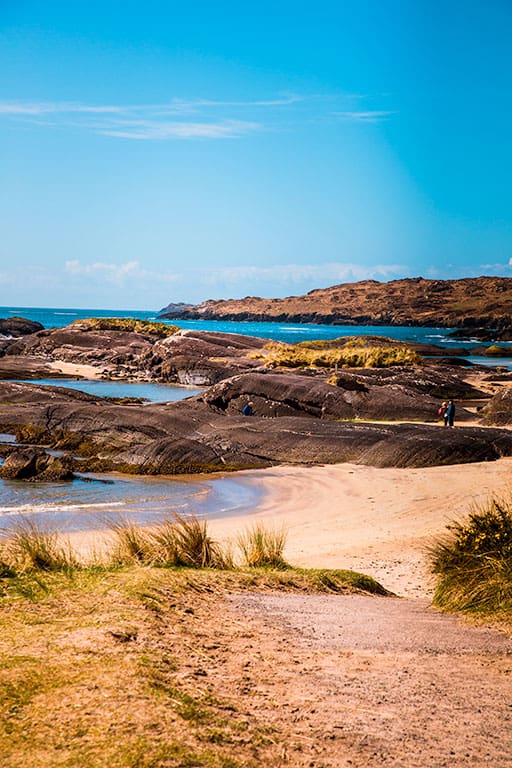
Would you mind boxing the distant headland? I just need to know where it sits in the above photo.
[158,276,512,334]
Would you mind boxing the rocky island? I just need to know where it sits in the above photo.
[159,276,512,336]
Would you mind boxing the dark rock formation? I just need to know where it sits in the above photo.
[157,302,194,316]
[148,330,266,384]
[4,324,156,368]
[0,378,511,473]
[0,447,73,482]
[0,325,268,385]
[202,371,476,422]
[0,316,44,337]
[112,413,512,471]
[159,276,512,331]
[449,328,512,342]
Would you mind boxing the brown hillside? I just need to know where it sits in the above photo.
[161,276,512,328]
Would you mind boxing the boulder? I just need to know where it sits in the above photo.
[479,388,512,426]
[0,317,44,337]
[0,447,73,481]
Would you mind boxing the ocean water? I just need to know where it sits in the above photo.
[0,303,469,347]
[0,465,264,534]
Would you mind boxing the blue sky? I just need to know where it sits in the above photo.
[1,0,512,310]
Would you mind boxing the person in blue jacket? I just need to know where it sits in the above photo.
[445,400,455,427]
[242,401,254,416]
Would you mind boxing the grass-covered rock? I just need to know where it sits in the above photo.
[70,317,180,337]
[250,339,422,369]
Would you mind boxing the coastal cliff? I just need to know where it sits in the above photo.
[159,276,512,330]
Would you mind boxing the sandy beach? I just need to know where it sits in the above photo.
[207,458,512,597]
[48,360,109,379]
[68,457,512,598]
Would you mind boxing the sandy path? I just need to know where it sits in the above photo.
[225,592,512,767]
[62,458,512,765]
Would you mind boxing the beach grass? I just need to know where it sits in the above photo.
[429,496,512,616]
[236,523,288,569]
[3,520,79,573]
[0,520,388,768]
[110,514,233,569]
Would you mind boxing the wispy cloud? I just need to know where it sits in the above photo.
[203,261,406,288]
[0,101,126,115]
[334,110,397,123]
[99,119,260,140]
[65,259,179,284]
[64,259,405,295]
[0,94,397,140]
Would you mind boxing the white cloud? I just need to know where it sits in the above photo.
[65,259,179,285]
[202,261,406,287]
[99,119,261,140]
[0,95,397,139]
[63,259,406,300]
[0,101,126,115]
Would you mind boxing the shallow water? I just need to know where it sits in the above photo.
[0,471,263,534]
[12,378,202,403]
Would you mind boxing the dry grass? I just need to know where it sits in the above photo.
[429,497,512,615]
[70,317,179,338]
[237,524,288,568]
[249,340,421,369]
[0,557,388,767]
[109,514,233,569]
[1,521,78,573]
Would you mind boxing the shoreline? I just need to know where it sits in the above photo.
[66,457,512,598]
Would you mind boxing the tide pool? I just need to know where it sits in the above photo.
[13,378,202,403]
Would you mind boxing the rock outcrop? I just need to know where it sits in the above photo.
[159,276,512,330]
[202,371,477,422]
[0,319,495,387]
[0,378,510,473]
[0,326,268,384]
[0,316,44,338]
[479,389,512,426]
[0,447,73,482]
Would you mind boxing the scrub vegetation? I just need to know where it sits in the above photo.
[250,339,421,369]
[430,497,512,617]
[71,317,180,337]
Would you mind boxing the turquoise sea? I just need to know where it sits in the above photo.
[0,303,474,347]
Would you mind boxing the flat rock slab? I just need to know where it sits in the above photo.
[229,593,512,766]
